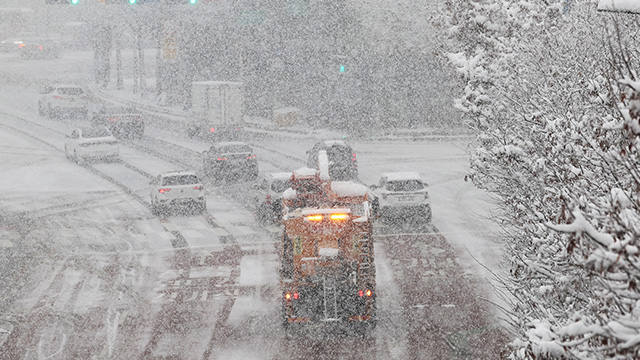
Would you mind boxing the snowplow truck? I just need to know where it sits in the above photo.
[279,151,376,332]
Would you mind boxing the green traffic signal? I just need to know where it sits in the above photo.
[189,0,197,4]
[128,0,136,4]
[340,65,345,73]
[71,0,79,4]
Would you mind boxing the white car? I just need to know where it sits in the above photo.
[64,126,119,163]
[150,171,206,215]
[370,172,431,223]
[38,84,88,118]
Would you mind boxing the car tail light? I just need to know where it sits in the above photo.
[53,95,64,100]
[210,128,215,132]
[108,117,120,122]
[265,194,272,205]
[216,157,227,161]
[352,153,357,162]
[159,188,171,193]
[293,293,299,300]
[19,44,25,48]
[358,290,364,297]
[246,155,256,159]
[193,185,202,190]
[39,45,43,50]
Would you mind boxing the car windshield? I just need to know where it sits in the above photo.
[271,179,289,193]
[58,87,83,95]
[386,180,424,192]
[82,128,112,138]
[162,175,199,186]
[218,145,252,153]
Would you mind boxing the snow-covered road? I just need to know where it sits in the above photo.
[0,38,506,358]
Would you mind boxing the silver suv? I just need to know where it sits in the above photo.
[370,172,431,223]
[38,84,88,118]
[150,171,206,215]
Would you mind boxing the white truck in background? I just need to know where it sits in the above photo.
[187,81,244,140]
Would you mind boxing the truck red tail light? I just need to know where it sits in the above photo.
[293,293,299,300]
[193,186,202,190]
[246,155,256,159]
[358,290,364,297]
[159,188,171,193]
[216,157,227,161]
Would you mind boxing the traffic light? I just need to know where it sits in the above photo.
[71,0,79,4]
[189,0,197,4]
[340,65,346,73]
[128,0,137,3]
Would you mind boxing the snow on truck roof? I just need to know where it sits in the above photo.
[331,181,368,197]
[383,172,422,181]
[292,167,318,177]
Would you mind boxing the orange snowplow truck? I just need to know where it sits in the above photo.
[279,151,376,333]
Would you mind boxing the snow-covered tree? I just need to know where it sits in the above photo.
[436,0,640,358]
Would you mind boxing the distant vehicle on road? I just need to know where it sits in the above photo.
[187,81,244,141]
[38,84,87,118]
[251,172,291,224]
[18,37,60,59]
[64,126,119,163]
[149,171,206,215]
[369,172,431,223]
[202,141,259,182]
[89,103,144,139]
[0,36,26,52]
[307,140,358,181]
